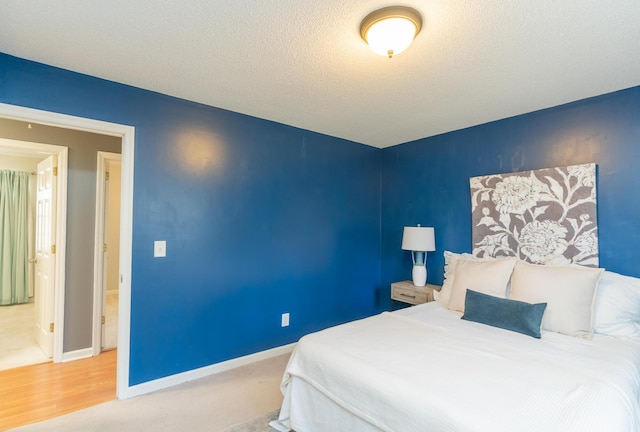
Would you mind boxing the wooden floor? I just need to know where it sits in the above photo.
[0,350,117,431]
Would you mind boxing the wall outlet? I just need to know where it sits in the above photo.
[281,313,290,327]
[154,240,166,257]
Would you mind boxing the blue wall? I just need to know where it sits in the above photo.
[381,86,640,308]
[0,53,382,385]
[3,51,639,385]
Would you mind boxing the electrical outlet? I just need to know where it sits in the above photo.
[154,240,166,258]
[281,313,290,327]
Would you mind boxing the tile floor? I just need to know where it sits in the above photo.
[0,289,118,372]
[0,302,50,371]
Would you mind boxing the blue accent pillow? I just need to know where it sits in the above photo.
[462,289,547,338]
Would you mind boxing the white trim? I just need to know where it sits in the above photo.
[117,119,135,400]
[0,102,135,400]
[0,138,66,157]
[123,343,297,399]
[92,151,122,357]
[61,347,94,362]
[0,137,68,363]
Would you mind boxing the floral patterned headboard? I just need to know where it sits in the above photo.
[470,164,598,267]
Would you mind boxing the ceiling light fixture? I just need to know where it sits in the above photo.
[360,6,422,59]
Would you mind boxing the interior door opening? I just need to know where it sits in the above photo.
[0,102,135,399]
[0,149,50,371]
[93,152,122,354]
[0,139,66,371]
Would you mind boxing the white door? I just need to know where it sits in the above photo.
[101,159,120,350]
[34,155,57,358]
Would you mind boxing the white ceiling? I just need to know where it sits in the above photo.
[1,1,639,148]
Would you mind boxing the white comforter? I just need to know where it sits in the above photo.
[275,301,640,432]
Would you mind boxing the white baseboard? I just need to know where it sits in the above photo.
[61,347,94,362]
[121,342,296,400]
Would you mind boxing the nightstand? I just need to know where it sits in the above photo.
[391,281,440,306]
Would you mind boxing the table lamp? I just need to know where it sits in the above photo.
[401,225,435,287]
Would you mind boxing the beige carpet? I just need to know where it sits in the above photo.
[10,353,290,432]
[221,409,280,432]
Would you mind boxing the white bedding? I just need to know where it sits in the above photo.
[272,301,640,432]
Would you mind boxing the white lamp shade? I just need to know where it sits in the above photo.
[402,226,435,252]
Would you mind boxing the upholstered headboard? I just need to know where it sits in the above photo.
[470,163,598,267]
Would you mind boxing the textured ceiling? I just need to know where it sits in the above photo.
[1,1,639,148]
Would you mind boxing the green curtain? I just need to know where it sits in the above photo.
[0,170,30,305]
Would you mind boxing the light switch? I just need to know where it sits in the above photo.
[154,240,166,258]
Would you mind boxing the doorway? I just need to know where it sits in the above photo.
[0,150,49,370]
[93,152,122,354]
[0,102,135,399]
[0,139,67,371]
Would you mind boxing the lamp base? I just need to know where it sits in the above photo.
[412,265,427,287]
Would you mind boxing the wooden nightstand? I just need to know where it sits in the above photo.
[391,281,440,306]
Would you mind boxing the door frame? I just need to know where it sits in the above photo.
[92,151,122,356]
[0,137,67,362]
[0,102,135,400]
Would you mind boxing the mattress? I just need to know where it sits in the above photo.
[271,301,640,432]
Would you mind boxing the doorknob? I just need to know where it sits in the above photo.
[29,258,37,264]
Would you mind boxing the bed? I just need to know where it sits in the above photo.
[270,254,640,432]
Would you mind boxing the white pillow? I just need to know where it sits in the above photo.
[448,258,517,313]
[510,261,603,337]
[437,251,515,307]
[593,271,640,340]
[435,251,474,306]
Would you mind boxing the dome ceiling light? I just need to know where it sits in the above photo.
[360,6,423,59]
